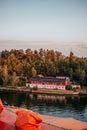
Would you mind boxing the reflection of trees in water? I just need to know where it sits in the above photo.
[65,95,87,112]
[0,91,27,107]
[0,91,87,112]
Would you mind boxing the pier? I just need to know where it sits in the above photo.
[0,86,80,95]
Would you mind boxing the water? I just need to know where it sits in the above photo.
[0,91,87,122]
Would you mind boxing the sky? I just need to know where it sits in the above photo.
[0,0,87,57]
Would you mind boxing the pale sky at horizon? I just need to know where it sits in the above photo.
[0,0,87,57]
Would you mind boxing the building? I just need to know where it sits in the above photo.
[26,76,70,90]
[72,85,80,90]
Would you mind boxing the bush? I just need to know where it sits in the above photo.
[32,86,38,90]
[66,84,73,90]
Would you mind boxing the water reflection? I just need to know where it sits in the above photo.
[0,91,87,122]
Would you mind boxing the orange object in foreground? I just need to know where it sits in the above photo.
[0,99,4,112]
[0,99,42,130]
[15,109,42,130]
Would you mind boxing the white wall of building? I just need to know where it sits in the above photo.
[26,83,66,90]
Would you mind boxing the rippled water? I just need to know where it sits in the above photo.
[0,91,87,122]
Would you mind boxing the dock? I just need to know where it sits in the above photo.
[0,86,80,95]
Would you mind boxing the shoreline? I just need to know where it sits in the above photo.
[0,86,87,95]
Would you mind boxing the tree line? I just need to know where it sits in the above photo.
[0,48,87,87]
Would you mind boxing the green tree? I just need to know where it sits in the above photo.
[66,84,73,90]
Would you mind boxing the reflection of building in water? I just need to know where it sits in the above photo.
[71,95,80,101]
[28,94,81,105]
[29,94,67,104]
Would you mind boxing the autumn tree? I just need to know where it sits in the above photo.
[31,67,37,77]
[0,48,87,87]
[2,65,8,86]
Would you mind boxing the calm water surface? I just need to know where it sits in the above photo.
[0,91,87,122]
